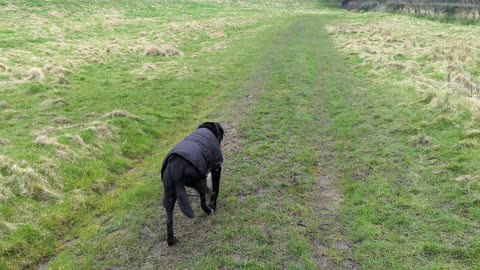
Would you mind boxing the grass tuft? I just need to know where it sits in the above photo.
[0,155,60,202]
[25,68,46,83]
[53,116,70,124]
[0,101,9,110]
[103,110,139,119]
[208,31,227,39]
[410,134,433,147]
[0,63,10,72]
[145,43,184,58]
[142,63,157,72]
[84,121,114,140]
[466,129,480,138]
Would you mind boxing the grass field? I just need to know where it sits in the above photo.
[1,0,479,269]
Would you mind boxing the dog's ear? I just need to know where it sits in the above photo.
[198,122,224,142]
[215,123,225,142]
[198,122,214,131]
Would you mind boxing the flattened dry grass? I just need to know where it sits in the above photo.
[103,110,139,119]
[0,155,60,202]
[25,67,46,82]
[327,15,480,115]
[144,43,184,57]
[0,2,300,87]
[0,101,9,110]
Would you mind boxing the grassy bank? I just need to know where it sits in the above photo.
[326,11,480,269]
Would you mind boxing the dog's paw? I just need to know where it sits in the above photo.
[201,206,212,215]
[167,237,177,246]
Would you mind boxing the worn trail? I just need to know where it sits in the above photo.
[143,17,357,269]
[44,16,358,269]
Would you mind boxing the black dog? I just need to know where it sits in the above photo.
[161,122,225,246]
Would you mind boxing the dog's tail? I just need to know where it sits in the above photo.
[175,183,195,218]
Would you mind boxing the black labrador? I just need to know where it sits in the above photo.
[161,122,224,246]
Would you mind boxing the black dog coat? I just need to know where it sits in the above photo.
[161,128,223,178]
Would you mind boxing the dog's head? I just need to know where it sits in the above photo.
[198,122,225,143]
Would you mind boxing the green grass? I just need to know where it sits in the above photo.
[1,0,479,269]
[324,10,480,269]
[325,27,479,270]
[43,15,355,269]
[0,1,323,269]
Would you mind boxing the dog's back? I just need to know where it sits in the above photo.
[161,128,223,179]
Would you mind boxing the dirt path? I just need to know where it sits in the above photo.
[133,17,358,269]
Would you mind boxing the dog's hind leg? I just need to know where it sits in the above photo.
[163,169,178,246]
[164,197,176,246]
[163,184,177,245]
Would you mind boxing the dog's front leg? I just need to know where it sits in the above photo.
[200,190,213,214]
[209,167,221,211]
[195,178,213,214]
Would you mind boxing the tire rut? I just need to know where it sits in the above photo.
[306,15,359,269]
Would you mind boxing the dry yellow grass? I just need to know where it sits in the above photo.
[208,31,227,39]
[0,101,9,110]
[145,43,184,57]
[0,0,318,91]
[100,9,126,30]
[201,40,228,53]
[25,67,46,82]
[0,10,272,86]
[103,109,139,119]
[327,15,480,114]
[22,118,118,183]
[4,3,17,11]
[0,221,18,232]
[84,121,114,140]
[0,155,60,202]
[35,135,78,160]
[41,98,69,108]
[53,116,71,124]
[0,63,10,72]
[455,174,480,203]
[64,134,89,148]
[135,60,186,80]
[142,63,157,72]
